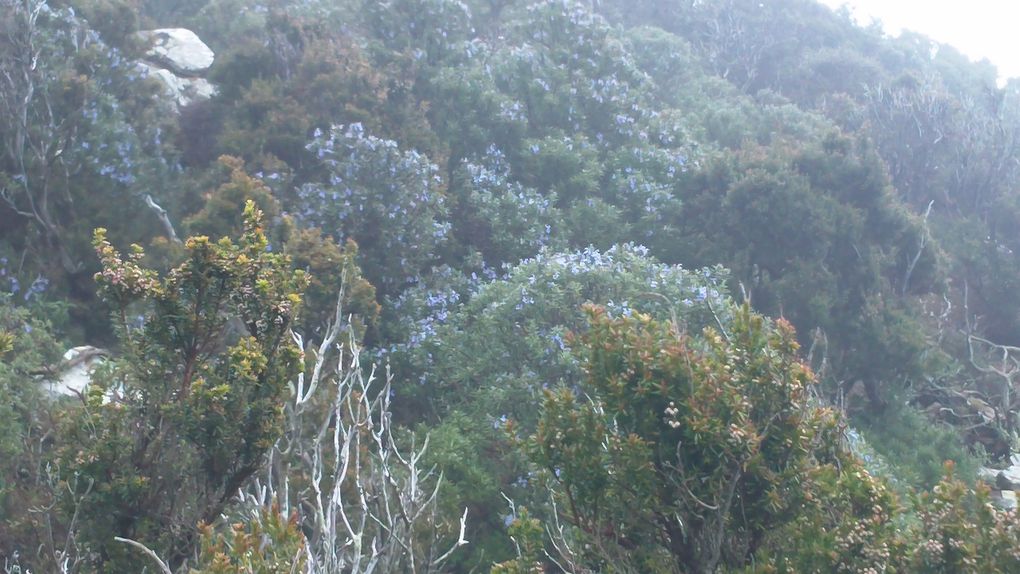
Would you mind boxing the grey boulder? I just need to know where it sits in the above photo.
[137,28,215,75]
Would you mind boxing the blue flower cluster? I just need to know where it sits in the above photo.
[298,124,451,291]
[458,147,560,266]
[1,258,48,302]
[406,285,461,348]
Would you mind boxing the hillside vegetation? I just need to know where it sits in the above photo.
[3,0,1020,571]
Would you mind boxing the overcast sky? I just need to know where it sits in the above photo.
[818,0,1020,83]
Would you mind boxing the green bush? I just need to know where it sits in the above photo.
[858,401,983,491]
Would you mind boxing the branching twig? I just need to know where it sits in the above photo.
[242,288,466,573]
[902,199,934,295]
[144,194,181,244]
[113,537,172,574]
[431,508,469,567]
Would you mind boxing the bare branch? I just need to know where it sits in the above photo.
[902,199,934,295]
[113,537,172,574]
[144,195,181,244]
[239,287,465,573]
[431,508,469,567]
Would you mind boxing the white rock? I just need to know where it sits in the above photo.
[137,28,214,75]
[138,62,217,108]
[995,489,1017,510]
[1000,465,1020,490]
[43,346,106,398]
[978,466,1001,484]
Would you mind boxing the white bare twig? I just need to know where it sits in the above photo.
[902,199,934,295]
[964,279,1020,431]
[144,195,181,244]
[113,537,172,574]
[242,289,467,573]
[431,508,470,568]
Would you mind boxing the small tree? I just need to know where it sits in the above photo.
[525,304,844,573]
[58,201,307,571]
[900,463,1020,573]
[187,285,468,573]
[0,0,168,276]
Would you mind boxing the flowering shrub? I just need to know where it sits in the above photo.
[297,124,450,295]
[451,146,564,267]
[427,62,529,166]
[495,0,653,145]
[901,463,1020,573]
[365,0,474,65]
[394,244,730,413]
[526,304,855,573]
[183,156,282,240]
[513,134,602,204]
[384,245,729,567]
[602,142,688,245]
[0,293,64,557]
[0,0,171,280]
[748,452,904,573]
[191,502,307,574]
[57,202,307,571]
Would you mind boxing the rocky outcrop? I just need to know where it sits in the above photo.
[136,28,214,75]
[134,28,217,110]
[991,489,1017,510]
[994,456,1020,488]
[42,346,107,398]
[137,61,217,108]
[978,454,1020,510]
